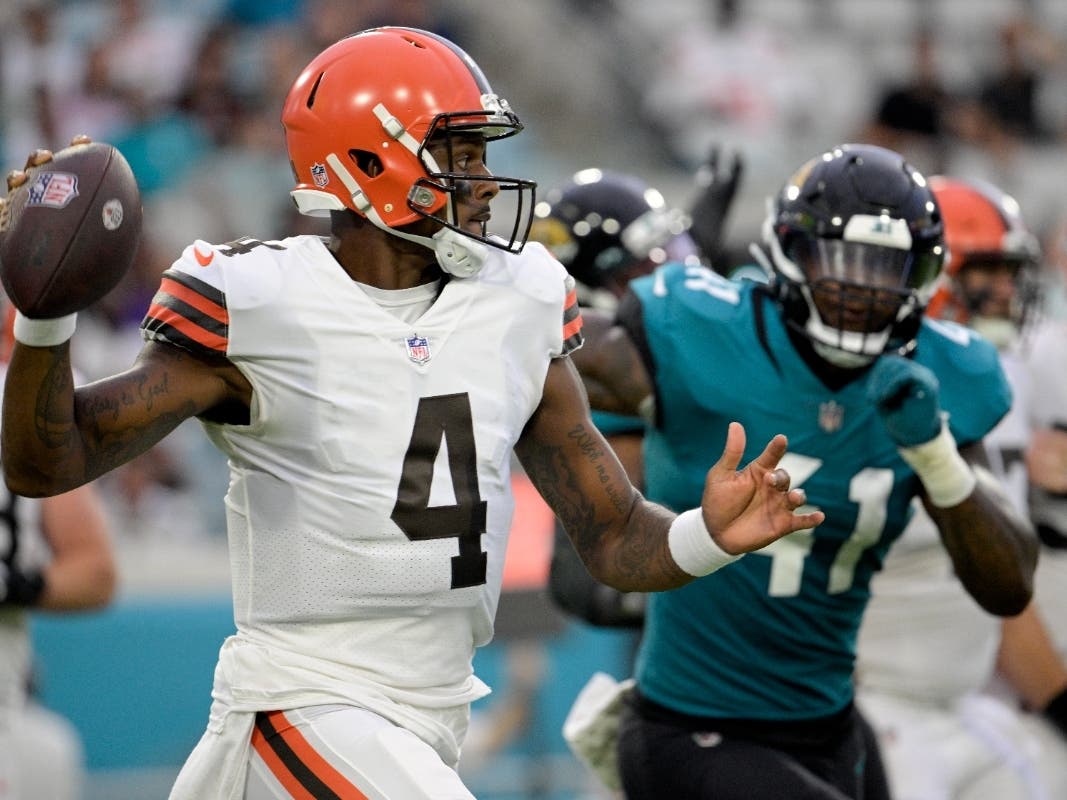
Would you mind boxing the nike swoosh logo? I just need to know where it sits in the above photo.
[193,245,214,267]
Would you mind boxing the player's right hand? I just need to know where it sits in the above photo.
[867,355,943,448]
[701,422,824,555]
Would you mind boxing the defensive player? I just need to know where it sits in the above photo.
[855,175,1067,799]
[0,28,821,800]
[0,303,117,800]
[571,143,1038,799]
[533,167,705,628]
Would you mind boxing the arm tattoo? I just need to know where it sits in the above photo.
[523,425,607,560]
[526,422,677,588]
[69,364,200,483]
[35,355,77,449]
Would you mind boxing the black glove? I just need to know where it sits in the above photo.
[1046,686,1067,739]
[687,145,744,266]
[0,562,45,606]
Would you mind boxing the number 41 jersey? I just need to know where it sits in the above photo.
[622,263,1009,722]
[141,235,581,708]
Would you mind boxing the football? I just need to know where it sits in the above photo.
[0,138,142,318]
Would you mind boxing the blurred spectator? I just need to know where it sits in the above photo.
[860,26,955,175]
[1,0,87,163]
[56,42,135,150]
[94,0,203,112]
[638,0,821,170]
[975,16,1065,142]
[0,297,117,800]
[952,14,1067,170]
[174,22,244,148]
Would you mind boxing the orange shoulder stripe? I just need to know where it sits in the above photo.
[146,302,228,352]
[159,275,229,325]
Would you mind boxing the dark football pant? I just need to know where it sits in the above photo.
[617,690,891,800]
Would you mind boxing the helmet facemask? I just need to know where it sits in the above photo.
[407,104,536,270]
[759,144,946,368]
[927,174,1043,350]
[765,213,942,368]
[951,255,1041,349]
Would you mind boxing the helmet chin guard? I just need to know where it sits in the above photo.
[432,228,489,277]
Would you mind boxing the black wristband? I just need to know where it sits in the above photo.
[1,566,46,606]
[1045,685,1067,739]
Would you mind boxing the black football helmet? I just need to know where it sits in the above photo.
[530,169,699,304]
[761,143,946,367]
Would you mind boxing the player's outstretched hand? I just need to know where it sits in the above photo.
[867,355,942,448]
[700,422,823,555]
[687,144,744,262]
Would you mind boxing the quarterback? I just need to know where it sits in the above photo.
[0,27,820,800]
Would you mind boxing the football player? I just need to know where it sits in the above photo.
[0,27,821,800]
[569,143,1038,799]
[532,167,704,629]
[0,300,116,800]
[856,175,1067,800]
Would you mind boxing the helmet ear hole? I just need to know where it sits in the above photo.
[306,72,325,109]
[350,149,383,179]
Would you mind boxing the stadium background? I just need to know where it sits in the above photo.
[5,0,1067,797]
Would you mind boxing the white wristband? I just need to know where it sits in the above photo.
[668,508,742,577]
[13,311,77,347]
[897,418,977,508]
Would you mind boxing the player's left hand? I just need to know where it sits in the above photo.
[700,422,824,554]
[687,145,744,263]
[867,355,943,448]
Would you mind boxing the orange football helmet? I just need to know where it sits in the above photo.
[927,176,1041,341]
[282,27,535,275]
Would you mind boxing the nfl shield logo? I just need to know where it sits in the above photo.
[27,172,79,209]
[818,401,844,433]
[406,335,431,364]
[310,162,329,188]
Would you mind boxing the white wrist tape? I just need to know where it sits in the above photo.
[13,311,77,347]
[897,418,977,508]
[668,508,742,577]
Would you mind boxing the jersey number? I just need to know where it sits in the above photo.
[757,452,893,597]
[391,394,488,589]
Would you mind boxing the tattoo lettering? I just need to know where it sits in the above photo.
[137,372,170,412]
[567,424,629,515]
[35,356,76,448]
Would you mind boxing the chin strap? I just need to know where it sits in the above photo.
[324,153,488,278]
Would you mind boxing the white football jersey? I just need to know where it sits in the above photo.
[142,236,581,713]
[1023,319,1067,659]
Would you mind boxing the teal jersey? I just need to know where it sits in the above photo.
[624,263,1010,720]
[592,409,644,437]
